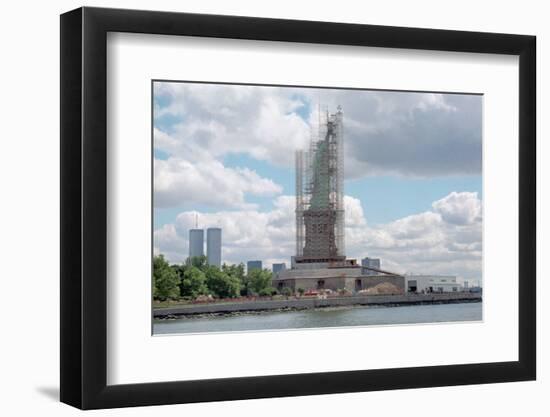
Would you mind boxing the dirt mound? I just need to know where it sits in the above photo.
[360,282,402,295]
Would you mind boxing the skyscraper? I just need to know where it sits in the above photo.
[272,263,286,274]
[361,257,381,275]
[188,229,204,260]
[247,260,262,273]
[206,227,222,267]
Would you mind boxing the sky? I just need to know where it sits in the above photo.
[153,81,483,284]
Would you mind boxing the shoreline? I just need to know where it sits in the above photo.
[154,293,482,320]
[156,299,481,321]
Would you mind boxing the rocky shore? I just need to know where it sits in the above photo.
[154,293,481,320]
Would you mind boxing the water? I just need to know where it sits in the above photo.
[153,301,482,335]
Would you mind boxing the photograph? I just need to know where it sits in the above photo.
[52,3,539,412]
[152,81,483,335]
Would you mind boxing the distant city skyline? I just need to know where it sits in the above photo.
[154,81,482,282]
[188,227,222,268]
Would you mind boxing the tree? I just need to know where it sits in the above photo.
[187,255,208,270]
[246,269,273,295]
[281,287,293,297]
[171,263,186,276]
[153,255,180,300]
[222,263,247,295]
[205,266,240,299]
[181,266,208,298]
[259,287,278,297]
[222,263,245,282]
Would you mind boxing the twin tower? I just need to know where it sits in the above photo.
[188,227,222,267]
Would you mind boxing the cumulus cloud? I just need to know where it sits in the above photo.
[344,196,368,228]
[154,223,187,262]
[154,192,482,282]
[308,91,482,178]
[155,82,482,180]
[154,83,310,167]
[432,191,482,225]
[154,154,282,209]
[156,196,296,266]
[349,192,483,280]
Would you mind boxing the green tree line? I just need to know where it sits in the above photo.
[153,254,277,301]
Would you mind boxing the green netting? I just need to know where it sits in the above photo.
[309,139,330,209]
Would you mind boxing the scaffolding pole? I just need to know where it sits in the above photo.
[295,106,345,262]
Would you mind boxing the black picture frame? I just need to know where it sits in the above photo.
[60,6,536,410]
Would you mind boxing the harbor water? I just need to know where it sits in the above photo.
[153,301,482,335]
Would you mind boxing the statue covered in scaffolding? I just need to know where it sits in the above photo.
[273,104,403,293]
[295,106,345,264]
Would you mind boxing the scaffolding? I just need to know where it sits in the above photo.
[295,106,345,262]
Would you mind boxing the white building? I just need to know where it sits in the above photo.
[405,275,463,293]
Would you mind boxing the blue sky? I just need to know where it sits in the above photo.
[152,82,483,282]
